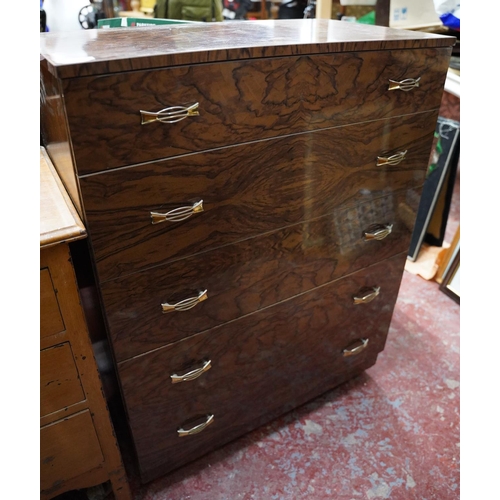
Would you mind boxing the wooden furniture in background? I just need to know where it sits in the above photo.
[435,225,459,284]
[439,247,460,304]
[40,20,455,483]
[40,147,131,500]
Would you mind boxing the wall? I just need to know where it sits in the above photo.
[42,0,86,32]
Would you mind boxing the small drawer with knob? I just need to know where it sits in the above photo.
[62,48,450,175]
[40,342,85,417]
[81,111,434,282]
[117,252,407,480]
[41,410,105,493]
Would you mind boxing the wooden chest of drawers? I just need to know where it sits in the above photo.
[40,148,131,499]
[40,19,454,484]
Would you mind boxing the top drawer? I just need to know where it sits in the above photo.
[63,48,450,175]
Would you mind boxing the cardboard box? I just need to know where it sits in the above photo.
[388,0,441,29]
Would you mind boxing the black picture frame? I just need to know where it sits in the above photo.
[407,116,460,261]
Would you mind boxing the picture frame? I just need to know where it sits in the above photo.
[407,116,460,261]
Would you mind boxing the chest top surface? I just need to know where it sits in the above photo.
[39,19,455,79]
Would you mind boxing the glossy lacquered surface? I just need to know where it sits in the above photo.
[126,257,461,499]
[65,49,449,174]
[39,20,455,79]
[40,66,82,217]
[103,187,421,362]
[118,253,407,481]
[39,20,453,485]
[81,111,436,282]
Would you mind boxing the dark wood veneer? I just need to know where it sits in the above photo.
[102,188,421,361]
[81,111,436,282]
[118,253,407,480]
[39,20,455,79]
[65,49,449,174]
[39,20,454,485]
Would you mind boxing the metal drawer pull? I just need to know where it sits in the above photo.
[353,286,381,305]
[171,360,212,384]
[140,102,200,125]
[343,338,369,357]
[377,150,407,166]
[388,77,421,92]
[161,289,208,314]
[178,414,214,437]
[364,223,393,241]
[151,200,204,225]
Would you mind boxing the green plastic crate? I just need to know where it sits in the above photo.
[98,17,197,28]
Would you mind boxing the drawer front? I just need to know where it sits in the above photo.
[81,111,436,282]
[41,410,104,493]
[40,342,85,417]
[40,268,65,338]
[103,188,421,361]
[64,48,450,174]
[118,253,406,480]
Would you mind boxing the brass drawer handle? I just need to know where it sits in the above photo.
[140,102,200,125]
[353,286,381,305]
[151,200,204,225]
[343,338,369,357]
[364,223,393,241]
[171,360,212,384]
[178,414,214,437]
[388,77,421,92]
[377,150,407,166]
[161,289,208,314]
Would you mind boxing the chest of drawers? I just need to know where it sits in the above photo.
[40,148,131,498]
[40,19,454,484]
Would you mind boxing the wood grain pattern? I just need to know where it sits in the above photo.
[41,410,104,494]
[102,188,421,361]
[40,343,85,417]
[81,111,436,282]
[40,147,86,248]
[118,252,407,482]
[39,23,453,486]
[39,20,455,79]
[149,360,375,484]
[40,268,65,338]
[65,49,449,174]
[40,64,83,218]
